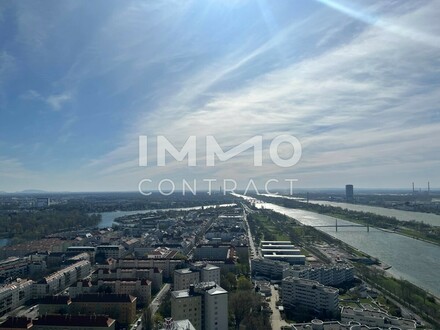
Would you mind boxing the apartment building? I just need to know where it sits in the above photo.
[171,283,228,330]
[0,279,33,316]
[174,264,221,291]
[70,293,137,325]
[200,264,221,284]
[0,257,28,279]
[0,315,116,330]
[92,267,162,292]
[171,289,202,330]
[341,306,416,329]
[114,258,182,279]
[174,268,200,291]
[32,260,91,299]
[96,246,124,259]
[98,279,151,305]
[282,276,339,315]
[283,265,354,286]
[251,258,289,280]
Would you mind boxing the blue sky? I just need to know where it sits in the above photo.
[0,0,439,192]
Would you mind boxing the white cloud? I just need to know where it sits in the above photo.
[21,90,72,111]
[82,0,440,189]
[5,0,440,191]
[46,92,72,111]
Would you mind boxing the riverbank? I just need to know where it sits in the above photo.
[327,211,440,247]
[306,198,440,226]
[313,228,440,327]
[258,195,440,247]
[244,203,440,327]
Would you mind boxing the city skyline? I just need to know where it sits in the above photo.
[1,0,439,192]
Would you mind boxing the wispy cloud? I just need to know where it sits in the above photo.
[1,0,439,190]
[46,92,72,111]
[21,90,72,111]
[84,0,440,189]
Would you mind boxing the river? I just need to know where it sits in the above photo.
[0,238,9,247]
[260,193,440,226]
[97,203,236,228]
[238,194,440,297]
[309,200,440,227]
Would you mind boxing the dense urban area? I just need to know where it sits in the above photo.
[0,188,439,330]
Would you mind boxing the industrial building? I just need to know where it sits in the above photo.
[260,241,306,265]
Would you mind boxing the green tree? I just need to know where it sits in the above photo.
[141,306,153,330]
[237,276,253,291]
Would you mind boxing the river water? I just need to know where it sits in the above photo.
[309,200,440,227]
[0,238,9,247]
[97,203,236,228]
[238,195,440,297]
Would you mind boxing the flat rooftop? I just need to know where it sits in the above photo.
[171,290,192,299]
[175,268,193,274]
[262,249,301,253]
[264,254,305,258]
[207,286,227,296]
[261,241,291,243]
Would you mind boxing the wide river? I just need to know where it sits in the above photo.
[309,200,440,227]
[238,194,440,297]
[260,193,440,226]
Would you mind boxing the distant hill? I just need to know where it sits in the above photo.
[17,189,48,194]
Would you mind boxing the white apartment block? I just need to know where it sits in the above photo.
[204,285,228,330]
[0,279,33,316]
[200,264,221,285]
[288,318,410,330]
[174,264,221,291]
[174,268,200,291]
[160,319,196,330]
[114,258,182,279]
[32,260,91,299]
[341,306,416,329]
[70,278,152,305]
[171,289,202,330]
[171,283,228,330]
[0,257,29,279]
[93,267,163,292]
[251,258,289,280]
[283,265,354,286]
[282,276,339,315]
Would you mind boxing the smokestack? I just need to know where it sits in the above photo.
[428,182,430,194]
[412,182,415,193]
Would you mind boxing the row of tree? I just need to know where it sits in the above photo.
[0,209,101,243]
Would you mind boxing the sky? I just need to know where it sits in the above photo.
[0,0,439,193]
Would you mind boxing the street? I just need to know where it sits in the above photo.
[269,285,289,330]
[131,283,170,330]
